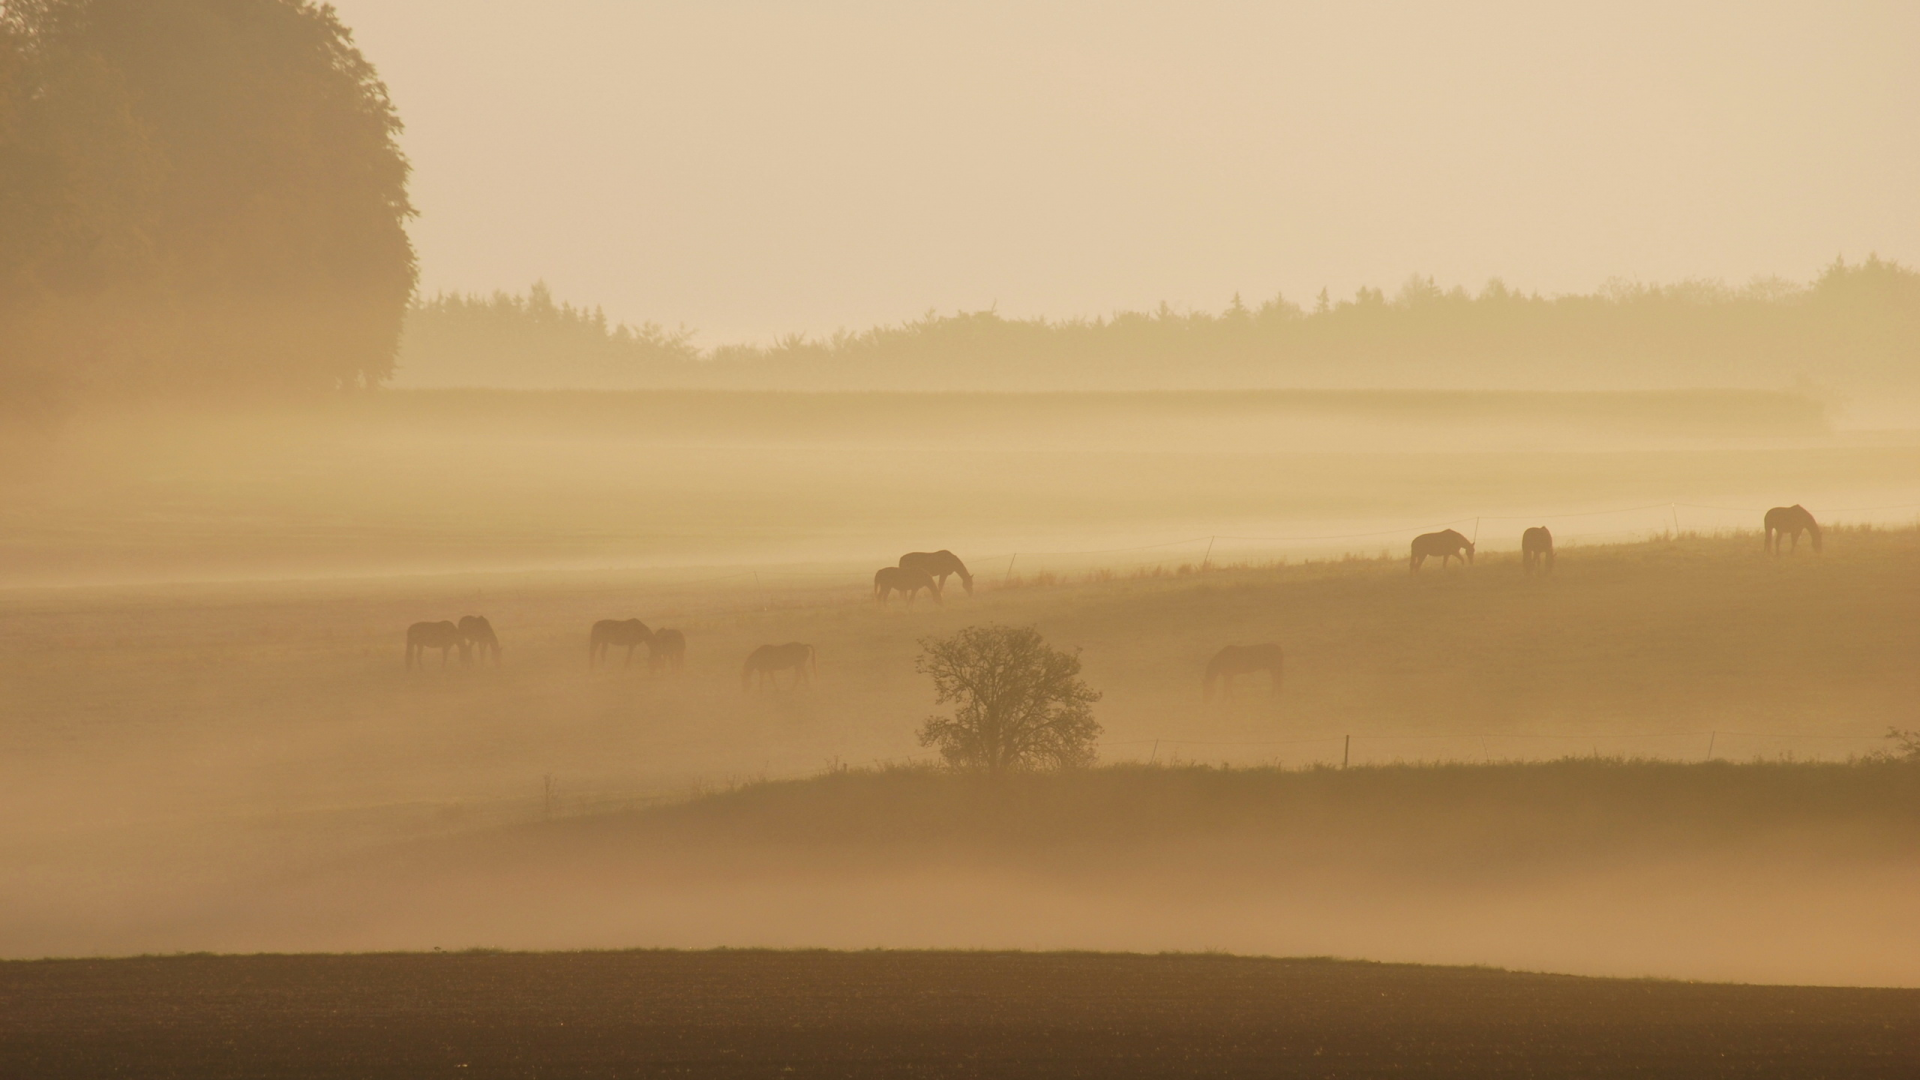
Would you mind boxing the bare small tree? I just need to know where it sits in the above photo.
[915,625,1102,772]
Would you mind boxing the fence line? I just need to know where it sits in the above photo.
[484,728,1903,826]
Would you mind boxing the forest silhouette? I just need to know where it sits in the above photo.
[0,0,415,408]
[398,259,1920,392]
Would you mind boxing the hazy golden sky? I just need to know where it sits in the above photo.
[333,1,1918,342]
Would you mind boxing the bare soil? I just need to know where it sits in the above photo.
[4,949,1917,1079]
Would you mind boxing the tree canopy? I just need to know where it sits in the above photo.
[0,0,415,405]
[916,625,1102,773]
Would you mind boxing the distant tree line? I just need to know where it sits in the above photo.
[399,283,698,390]
[398,258,1920,393]
[0,0,415,409]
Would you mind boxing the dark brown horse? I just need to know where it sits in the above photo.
[1204,643,1283,701]
[743,642,815,691]
[1410,529,1475,573]
[589,618,652,668]
[1521,526,1555,574]
[1764,505,1822,554]
[648,628,687,674]
[458,615,500,667]
[874,565,941,607]
[405,620,465,670]
[899,550,973,596]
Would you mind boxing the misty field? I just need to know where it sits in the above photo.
[1,509,1916,979]
[5,950,1918,1079]
[3,388,1917,979]
[3,387,1915,583]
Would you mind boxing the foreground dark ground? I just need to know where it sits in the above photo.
[4,950,1917,1079]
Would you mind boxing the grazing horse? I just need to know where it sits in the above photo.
[1765,505,1822,554]
[1204,644,1283,701]
[743,642,815,691]
[405,620,465,670]
[648,628,687,674]
[458,615,500,667]
[874,565,942,607]
[1410,529,1475,573]
[899,550,973,596]
[1521,526,1555,575]
[589,618,652,668]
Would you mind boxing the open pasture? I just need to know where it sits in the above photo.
[5,949,1918,1079]
[4,388,1916,585]
[1,526,1915,971]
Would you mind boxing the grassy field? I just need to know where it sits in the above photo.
[4,949,1917,1079]
[1,527,1916,978]
[2,388,1913,584]
[2,389,1915,980]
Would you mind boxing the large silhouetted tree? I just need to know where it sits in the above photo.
[916,625,1103,773]
[0,0,414,404]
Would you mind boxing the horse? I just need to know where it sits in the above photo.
[1204,644,1284,701]
[874,565,942,607]
[405,620,466,670]
[458,615,500,667]
[1521,526,1555,575]
[899,550,973,596]
[648,628,686,675]
[1765,505,1822,554]
[589,618,652,668]
[1410,529,1475,573]
[743,642,815,692]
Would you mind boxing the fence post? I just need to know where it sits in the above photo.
[1004,554,1018,585]
[1671,503,1681,535]
[1706,731,1716,761]
[1202,536,1216,571]
[1343,734,1350,769]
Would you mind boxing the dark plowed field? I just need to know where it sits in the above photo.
[3,950,1916,1078]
